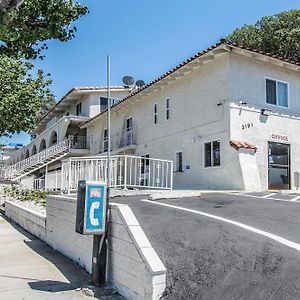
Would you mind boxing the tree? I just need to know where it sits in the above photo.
[0,0,23,11]
[0,0,88,136]
[0,55,52,136]
[0,0,88,59]
[228,10,300,62]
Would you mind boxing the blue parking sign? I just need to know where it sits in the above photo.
[83,182,107,234]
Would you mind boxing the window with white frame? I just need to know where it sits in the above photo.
[165,98,170,120]
[266,78,288,108]
[204,140,220,167]
[153,103,158,124]
[103,128,108,152]
[176,151,183,172]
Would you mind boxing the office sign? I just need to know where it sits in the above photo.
[83,182,107,234]
[270,133,289,143]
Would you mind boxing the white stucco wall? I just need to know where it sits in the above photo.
[228,52,300,190]
[229,52,300,115]
[230,103,300,190]
[88,54,234,189]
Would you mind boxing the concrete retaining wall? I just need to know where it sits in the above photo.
[5,200,46,242]
[108,203,166,300]
[46,195,94,273]
[5,195,166,300]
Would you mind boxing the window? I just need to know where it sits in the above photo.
[165,98,170,120]
[126,117,134,145]
[126,117,133,132]
[266,79,288,108]
[103,128,108,152]
[100,97,108,111]
[76,102,82,116]
[204,140,220,167]
[100,97,119,111]
[153,103,158,124]
[176,151,183,172]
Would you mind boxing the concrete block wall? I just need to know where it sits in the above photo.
[108,203,166,300]
[5,200,46,241]
[4,195,167,300]
[46,195,93,273]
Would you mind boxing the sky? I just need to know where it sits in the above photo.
[5,0,300,146]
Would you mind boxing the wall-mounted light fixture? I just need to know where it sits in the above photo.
[261,108,272,116]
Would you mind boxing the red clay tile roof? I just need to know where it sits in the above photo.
[230,140,257,151]
[82,39,300,128]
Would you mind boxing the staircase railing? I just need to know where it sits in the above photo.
[1,139,71,180]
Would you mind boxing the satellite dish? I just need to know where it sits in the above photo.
[136,80,145,88]
[122,76,135,86]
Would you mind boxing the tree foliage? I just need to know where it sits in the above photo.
[0,0,88,59]
[0,55,52,136]
[0,0,88,136]
[0,0,23,11]
[228,9,300,62]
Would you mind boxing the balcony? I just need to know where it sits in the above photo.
[100,129,137,155]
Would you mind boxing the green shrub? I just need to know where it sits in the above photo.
[3,185,48,207]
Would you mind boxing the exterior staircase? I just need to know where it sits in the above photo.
[0,139,71,181]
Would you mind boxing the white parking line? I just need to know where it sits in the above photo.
[262,193,276,198]
[228,192,297,203]
[141,199,300,252]
[291,196,300,202]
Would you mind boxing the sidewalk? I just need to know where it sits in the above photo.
[0,214,123,300]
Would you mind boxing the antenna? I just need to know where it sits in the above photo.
[122,76,135,86]
[136,80,145,88]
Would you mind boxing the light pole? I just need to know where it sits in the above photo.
[91,55,111,286]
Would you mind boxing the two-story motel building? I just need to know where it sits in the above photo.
[4,40,300,191]
[82,40,300,191]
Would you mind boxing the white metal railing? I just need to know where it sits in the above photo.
[20,175,35,190]
[1,139,69,180]
[0,136,87,180]
[34,176,45,190]
[99,129,137,153]
[60,155,173,193]
[45,170,61,190]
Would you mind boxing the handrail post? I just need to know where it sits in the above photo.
[170,161,174,190]
[45,164,48,190]
[67,158,72,195]
[123,156,127,190]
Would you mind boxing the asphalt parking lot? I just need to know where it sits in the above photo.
[113,192,300,300]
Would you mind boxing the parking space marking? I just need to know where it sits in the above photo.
[141,199,300,252]
[262,193,276,198]
[228,192,297,203]
[291,196,300,202]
